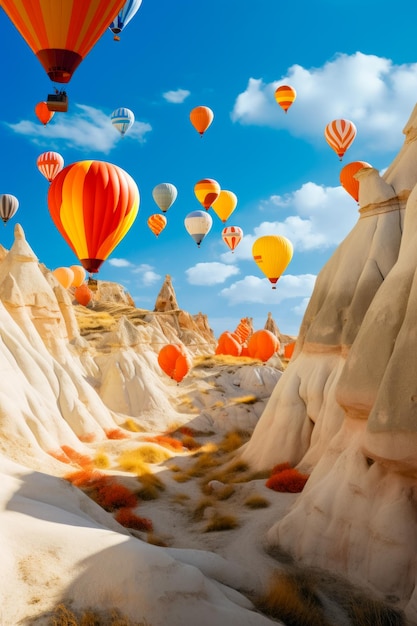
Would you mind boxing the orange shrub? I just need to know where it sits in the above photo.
[266,468,309,493]
[270,462,292,475]
[49,449,71,464]
[64,469,105,488]
[105,428,129,440]
[145,435,183,451]
[115,507,153,532]
[94,480,138,511]
[61,445,93,468]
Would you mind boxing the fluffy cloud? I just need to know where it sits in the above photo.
[7,104,152,153]
[132,264,162,286]
[108,258,133,268]
[163,89,190,103]
[231,52,417,151]
[220,274,316,305]
[185,262,240,286]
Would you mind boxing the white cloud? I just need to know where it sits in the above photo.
[163,89,190,103]
[225,182,358,263]
[132,263,161,286]
[7,104,152,153]
[186,262,240,286]
[231,52,417,152]
[220,274,316,305]
[108,258,133,268]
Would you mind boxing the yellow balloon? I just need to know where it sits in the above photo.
[211,190,238,223]
[194,178,220,210]
[70,265,86,287]
[252,235,293,289]
[52,267,74,289]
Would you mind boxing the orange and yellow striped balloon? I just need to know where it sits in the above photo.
[147,213,167,237]
[274,85,297,113]
[252,235,293,289]
[1,0,126,83]
[48,160,139,274]
[324,119,357,160]
[194,178,221,210]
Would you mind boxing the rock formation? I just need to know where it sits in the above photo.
[241,103,417,621]
[154,273,179,311]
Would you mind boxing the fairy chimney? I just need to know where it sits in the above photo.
[154,274,179,312]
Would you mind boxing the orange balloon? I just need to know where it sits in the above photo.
[70,265,86,287]
[158,344,191,383]
[234,318,251,344]
[35,102,54,125]
[274,85,296,113]
[284,342,296,360]
[147,213,167,237]
[324,119,357,160]
[215,331,242,357]
[48,160,139,274]
[247,329,280,362]
[190,106,214,136]
[339,161,372,202]
[194,178,221,210]
[52,267,74,289]
[74,283,92,306]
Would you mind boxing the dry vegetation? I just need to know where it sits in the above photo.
[47,603,150,625]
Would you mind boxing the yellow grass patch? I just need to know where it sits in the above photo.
[204,512,239,532]
[93,450,110,469]
[48,602,149,625]
[244,494,270,509]
[118,445,170,471]
[123,418,146,433]
[137,472,165,500]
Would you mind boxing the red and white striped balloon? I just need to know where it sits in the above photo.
[222,226,243,253]
[324,119,357,160]
[37,151,64,183]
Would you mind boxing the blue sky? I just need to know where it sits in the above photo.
[1,1,417,337]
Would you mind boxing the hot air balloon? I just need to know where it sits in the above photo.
[52,267,74,289]
[0,194,19,225]
[190,106,214,137]
[274,85,296,113]
[158,344,191,383]
[74,283,93,306]
[111,107,135,136]
[194,178,221,210]
[152,183,178,213]
[340,161,372,202]
[48,160,139,274]
[184,210,212,247]
[211,190,238,223]
[147,214,167,237]
[1,0,126,85]
[215,331,242,357]
[325,119,357,161]
[35,102,54,126]
[70,265,86,287]
[252,235,293,289]
[109,0,142,41]
[234,318,251,344]
[247,329,280,362]
[37,152,64,183]
[222,226,243,253]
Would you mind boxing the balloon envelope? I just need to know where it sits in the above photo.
[48,160,140,274]
[340,161,372,202]
[74,283,93,306]
[184,210,212,247]
[0,194,19,224]
[274,85,296,113]
[211,190,238,223]
[111,107,135,136]
[325,119,357,160]
[252,235,293,288]
[2,0,126,83]
[70,265,86,287]
[109,0,142,39]
[158,344,191,383]
[37,151,64,183]
[215,332,242,357]
[152,183,178,213]
[35,102,54,125]
[222,226,243,252]
[194,178,220,210]
[52,267,74,289]
[147,213,167,237]
[190,106,214,136]
[247,329,280,362]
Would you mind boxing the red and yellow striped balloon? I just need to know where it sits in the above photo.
[274,85,296,113]
[48,160,139,274]
[1,0,126,83]
[37,151,64,183]
[324,119,357,161]
[147,213,167,237]
[194,178,221,210]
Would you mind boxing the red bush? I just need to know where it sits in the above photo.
[61,445,93,468]
[266,468,309,493]
[270,462,292,475]
[115,507,153,532]
[64,469,104,488]
[94,480,138,511]
[145,435,184,451]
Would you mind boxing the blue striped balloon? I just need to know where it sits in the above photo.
[111,107,135,137]
[109,0,142,40]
